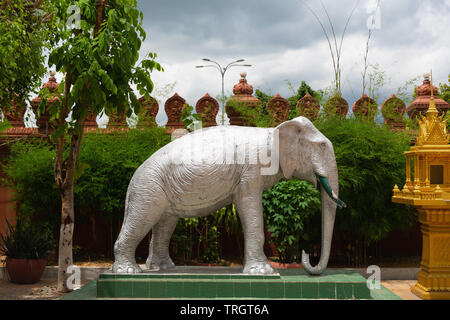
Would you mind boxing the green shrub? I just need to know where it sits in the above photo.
[262,117,417,265]
[2,127,171,234]
[2,139,59,232]
[75,127,171,221]
[2,127,227,263]
[171,214,222,264]
[315,117,417,246]
[2,116,418,266]
[0,218,54,259]
[262,179,321,263]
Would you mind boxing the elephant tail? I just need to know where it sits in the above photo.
[122,189,131,224]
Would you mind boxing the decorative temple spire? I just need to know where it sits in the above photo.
[427,71,438,116]
[406,72,449,119]
[416,71,450,146]
[31,70,62,135]
[225,73,261,126]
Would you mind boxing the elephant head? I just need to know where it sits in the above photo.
[275,117,346,275]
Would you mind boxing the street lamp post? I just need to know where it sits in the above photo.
[196,58,252,125]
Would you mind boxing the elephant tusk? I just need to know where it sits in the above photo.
[316,175,347,209]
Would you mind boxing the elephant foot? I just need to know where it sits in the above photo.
[146,256,176,270]
[243,261,275,275]
[112,261,143,274]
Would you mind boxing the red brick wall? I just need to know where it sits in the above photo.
[0,187,17,244]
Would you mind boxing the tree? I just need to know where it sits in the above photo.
[395,75,421,106]
[287,80,321,109]
[255,89,273,110]
[37,0,162,292]
[0,0,56,109]
[439,74,450,104]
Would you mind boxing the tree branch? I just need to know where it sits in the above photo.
[54,65,72,191]
[33,0,43,9]
[94,0,108,38]
[1,0,9,9]
[63,124,85,189]
[0,0,10,15]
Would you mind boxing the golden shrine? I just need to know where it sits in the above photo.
[392,73,450,299]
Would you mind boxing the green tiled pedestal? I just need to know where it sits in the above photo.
[96,267,372,299]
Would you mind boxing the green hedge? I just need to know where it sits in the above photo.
[260,117,417,263]
[315,117,417,244]
[263,179,321,263]
[3,127,171,232]
[2,118,418,265]
[2,127,229,263]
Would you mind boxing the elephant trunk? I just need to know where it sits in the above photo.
[302,166,343,275]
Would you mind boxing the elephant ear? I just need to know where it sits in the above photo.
[275,119,304,180]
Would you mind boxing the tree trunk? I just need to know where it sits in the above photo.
[54,0,108,294]
[55,127,84,292]
[94,0,107,37]
[57,185,75,292]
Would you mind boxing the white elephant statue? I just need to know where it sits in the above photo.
[113,116,345,275]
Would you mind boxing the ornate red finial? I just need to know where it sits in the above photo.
[165,93,186,129]
[352,94,377,120]
[42,70,59,93]
[233,72,254,96]
[1,96,27,128]
[226,73,261,126]
[324,94,349,118]
[381,94,406,131]
[296,92,320,121]
[196,93,219,127]
[137,96,159,127]
[417,73,439,97]
[406,74,449,119]
[267,93,290,127]
[30,70,62,135]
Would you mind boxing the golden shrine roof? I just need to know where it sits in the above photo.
[415,73,450,147]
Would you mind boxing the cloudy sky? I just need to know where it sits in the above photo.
[134,0,449,125]
[31,0,448,126]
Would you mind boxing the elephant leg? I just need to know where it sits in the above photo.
[113,192,169,274]
[234,189,275,275]
[146,214,179,270]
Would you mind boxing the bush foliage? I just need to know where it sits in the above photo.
[315,117,416,244]
[0,218,54,260]
[3,127,170,231]
[262,179,321,263]
[260,116,416,263]
[3,115,418,265]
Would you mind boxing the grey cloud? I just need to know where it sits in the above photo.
[139,0,438,64]
[139,0,374,62]
[136,0,449,118]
